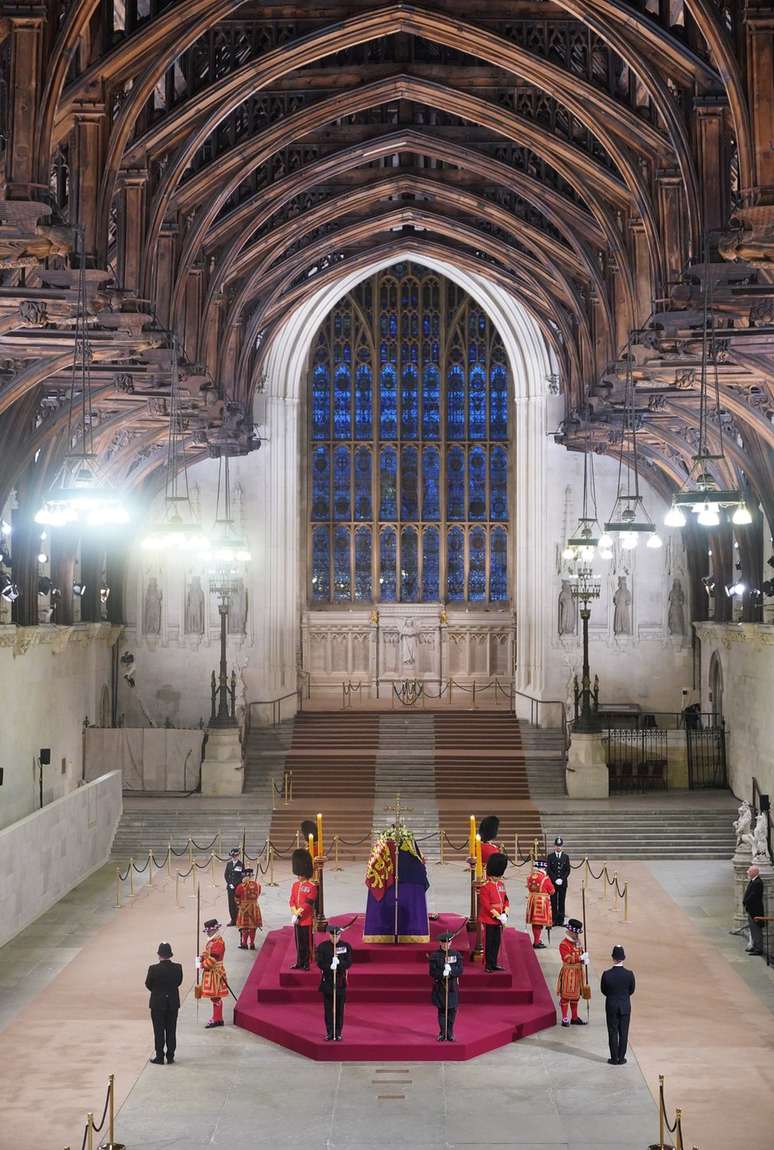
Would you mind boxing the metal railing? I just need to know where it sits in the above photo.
[246,672,311,730]
[512,690,570,751]
[340,676,516,709]
[605,725,668,793]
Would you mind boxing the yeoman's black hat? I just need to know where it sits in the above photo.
[203,918,221,931]
[566,918,583,934]
[486,852,508,878]
[291,848,314,879]
[478,815,500,843]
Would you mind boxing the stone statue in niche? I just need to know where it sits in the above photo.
[401,617,417,667]
[143,576,163,635]
[667,578,686,635]
[733,801,753,847]
[228,579,248,635]
[185,575,205,635]
[743,812,773,865]
[613,575,632,635]
[557,579,577,635]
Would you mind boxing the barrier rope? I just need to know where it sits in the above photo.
[190,835,218,851]
[335,833,372,846]
[89,1080,112,1134]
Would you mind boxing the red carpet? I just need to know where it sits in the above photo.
[234,913,556,1060]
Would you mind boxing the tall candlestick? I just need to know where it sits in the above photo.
[468,815,476,857]
[316,812,324,856]
[308,832,315,860]
[475,833,483,880]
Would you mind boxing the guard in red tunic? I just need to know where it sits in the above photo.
[235,866,262,950]
[290,848,317,970]
[557,918,589,1026]
[478,815,505,867]
[477,852,509,972]
[525,858,555,949]
[198,919,228,1029]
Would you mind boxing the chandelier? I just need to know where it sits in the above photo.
[141,338,209,553]
[35,229,129,529]
[562,427,613,564]
[603,343,661,551]
[208,454,251,592]
[664,240,750,530]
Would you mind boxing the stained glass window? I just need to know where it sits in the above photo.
[307,263,511,604]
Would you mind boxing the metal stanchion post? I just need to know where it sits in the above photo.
[624,883,629,922]
[334,834,342,871]
[210,852,217,887]
[271,778,276,811]
[583,856,589,891]
[114,868,120,908]
[613,871,618,911]
[268,843,278,886]
[100,1073,125,1150]
[438,829,445,866]
[514,832,518,861]
[674,1109,683,1150]
[167,843,172,878]
[217,831,223,857]
[188,838,193,870]
[129,860,134,897]
[87,1113,94,1150]
[175,873,181,907]
[148,850,153,885]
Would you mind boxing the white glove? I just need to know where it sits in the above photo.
[195,957,202,970]
[330,956,340,970]
[555,878,563,886]
[291,914,299,925]
[580,951,589,965]
[499,912,508,925]
[443,963,451,978]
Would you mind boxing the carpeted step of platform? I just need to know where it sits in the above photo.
[234,913,556,1061]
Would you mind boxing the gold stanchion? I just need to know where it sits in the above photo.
[271,777,276,811]
[210,852,217,887]
[659,1074,665,1150]
[613,871,618,910]
[148,850,153,885]
[87,1112,94,1150]
[675,1109,683,1150]
[513,832,518,861]
[129,860,134,897]
[217,831,223,857]
[289,771,294,801]
[624,883,629,922]
[175,873,181,907]
[114,868,121,908]
[582,856,589,891]
[438,829,445,866]
[602,866,609,903]
[167,843,172,878]
[295,828,300,848]
[187,838,193,870]
[268,843,278,887]
[100,1073,125,1150]
[334,834,342,871]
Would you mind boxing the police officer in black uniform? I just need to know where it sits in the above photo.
[224,847,245,926]
[429,931,463,1041]
[315,924,353,1041]
[600,944,636,1064]
[145,942,183,1064]
[547,836,571,926]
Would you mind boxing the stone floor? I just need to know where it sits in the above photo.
[0,856,772,1150]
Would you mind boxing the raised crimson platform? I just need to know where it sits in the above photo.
[234,913,556,1061]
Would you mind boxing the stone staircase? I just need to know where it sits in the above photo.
[537,808,735,860]
[372,713,439,860]
[111,808,273,863]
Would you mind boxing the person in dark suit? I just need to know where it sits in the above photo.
[547,836,571,926]
[743,865,765,956]
[315,925,353,1041]
[600,944,635,1065]
[145,942,183,1064]
[224,848,245,926]
[428,931,464,1041]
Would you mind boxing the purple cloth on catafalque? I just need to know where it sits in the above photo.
[364,849,430,943]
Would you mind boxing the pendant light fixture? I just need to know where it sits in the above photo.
[604,343,661,550]
[664,238,749,529]
[35,228,130,529]
[562,417,612,564]
[141,337,209,554]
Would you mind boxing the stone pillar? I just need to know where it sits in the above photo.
[513,392,548,702]
[745,4,774,203]
[3,6,44,199]
[566,731,609,798]
[201,727,244,796]
[117,168,147,295]
[263,395,300,695]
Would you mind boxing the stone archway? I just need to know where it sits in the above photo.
[708,651,724,722]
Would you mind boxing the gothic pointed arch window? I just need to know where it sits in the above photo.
[307,262,511,605]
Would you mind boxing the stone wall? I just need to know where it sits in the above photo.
[0,623,120,830]
[694,623,774,799]
[0,770,122,948]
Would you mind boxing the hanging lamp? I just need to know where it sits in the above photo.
[208,455,251,574]
[35,229,130,528]
[665,238,748,528]
[562,417,612,564]
[604,343,661,550]
[141,337,209,553]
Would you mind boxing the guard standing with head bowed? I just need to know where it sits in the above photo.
[478,815,504,866]
[198,918,228,1029]
[315,924,353,1041]
[289,848,317,970]
[477,852,510,972]
[224,847,245,927]
[428,931,464,1041]
[235,865,262,950]
[145,941,183,1065]
[525,857,555,949]
[557,918,589,1027]
[601,944,635,1064]
[547,836,571,927]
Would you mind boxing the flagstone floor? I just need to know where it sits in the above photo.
[0,856,772,1150]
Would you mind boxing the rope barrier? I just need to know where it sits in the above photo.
[190,835,218,851]
[66,1075,124,1150]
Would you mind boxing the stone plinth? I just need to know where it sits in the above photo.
[201,727,244,796]
[732,841,753,928]
[566,731,609,798]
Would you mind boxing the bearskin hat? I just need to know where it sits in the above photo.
[478,815,500,843]
[485,852,508,878]
[291,848,314,879]
[300,819,318,843]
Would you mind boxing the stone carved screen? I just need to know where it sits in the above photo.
[307,262,511,606]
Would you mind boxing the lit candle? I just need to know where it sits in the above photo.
[475,833,483,880]
[316,812,324,856]
[469,815,476,857]
[308,832,315,860]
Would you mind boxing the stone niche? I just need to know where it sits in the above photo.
[301,604,515,697]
